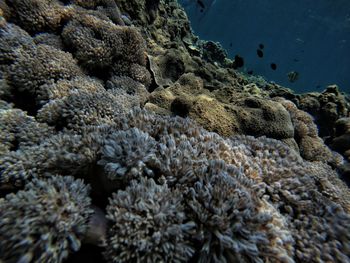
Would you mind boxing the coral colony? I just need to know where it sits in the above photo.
[0,0,350,262]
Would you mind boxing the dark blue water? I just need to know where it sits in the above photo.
[179,0,350,93]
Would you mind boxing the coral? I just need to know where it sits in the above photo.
[149,77,295,139]
[0,106,55,154]
[35,76,105,105]
[6,44,83,108]
[330,117,350,155]
[0,132,100,187]
[111,61,151,87]
[106,75,150,104]
[104,177,195,263]
[0,175,92,263]
[230,135,350,261]
[276,97,342,165]
[72,0,125,25]
[329,117,350,184]
[37,88,138,131]
[185,161,293,262]
[4,0,71,33]
[1,0,350,261]
[33,32,64,50]
[148,48,187,87]
[200,40,228,65]
[61,14,147,79]
[0,106,349,262]
[226,97,295,139]
[0,22,35,66]
[98,128,158,183]
[296,85,349,138]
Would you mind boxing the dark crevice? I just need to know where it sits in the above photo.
[146,56,158,92]
[9,137,19,152]
[64,244,106,263]
[10,89,39,116]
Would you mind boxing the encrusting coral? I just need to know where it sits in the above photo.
[3,0,71,33]
[61,13,149,84]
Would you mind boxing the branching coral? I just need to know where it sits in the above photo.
[185,160,294,263]
[33,32,64,50]
[35,76,105,105]
[72,0,125,26]
[0,0,349,261]
[98,128,158,183]
[0,106,349,262]
[0,106,55,153]
[0,175,92,263]
[37,88,137,131]
[0,132,100,187]
[97,109,350,262]
[7,44,83,96]
[104,177,195,263]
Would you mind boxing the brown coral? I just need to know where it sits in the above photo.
[276,97,342,165]
[4,0,72,33]
[61,13,148,83]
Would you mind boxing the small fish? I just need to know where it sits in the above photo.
[229,42,232,47]
[197,0,205,9]
[295,38,305,43]
[257,49,263,58]
[232,55,244,69]
[287,71,299,83]
[270,63,277,70]
[195,0,217,12]
[259,43,264,49]
[293,58,299,62]
[247,70,253,75]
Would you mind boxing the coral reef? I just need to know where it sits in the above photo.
[104,177,195,262]
[3,0,71,33]
[275,97,342,166]
[0,105,55,154]
[61,13,148,83]
[0,175,92,263]
[296,85,349,138]
[0,0,350,262]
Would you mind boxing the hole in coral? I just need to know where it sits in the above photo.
[64,243,106,263]
[171,97,190,117]
[9,137,19,152]
[146,57,158,92]
[10,89,39,117]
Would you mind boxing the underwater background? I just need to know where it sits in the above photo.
[179,0,350,93]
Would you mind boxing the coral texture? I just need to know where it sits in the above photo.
[0,0,349,262]
[105,177,195,262]
[0,175,92,263]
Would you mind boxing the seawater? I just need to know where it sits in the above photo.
[179,0,350,94]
